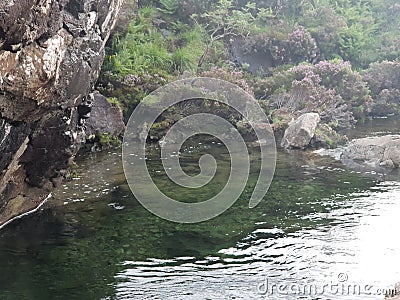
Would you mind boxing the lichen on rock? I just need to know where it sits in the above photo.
[341,135,400,168]
[281,113,321,149]
[0,0,128,228]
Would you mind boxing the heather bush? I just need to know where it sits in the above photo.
[363,61,400,98]
[99,0,400,128]
[287,26,319,64]
[253,60,372,127]
[315,60,370,107]
[98,71,169,120]
[236,26,319,73]
[363,61,400,116]
[200,66,253,96]
[240,31,288,67]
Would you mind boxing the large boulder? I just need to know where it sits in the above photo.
[281,113,320,149]
[0,0,127,228]
[341,135,400,168]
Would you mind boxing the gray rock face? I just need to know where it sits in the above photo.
[341,135,400,168]
[86,92,125,137]
[0,0,126,228]
[282,113,320,149]
[230,38,275,74]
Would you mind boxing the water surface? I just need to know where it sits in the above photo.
[0,118,399,300]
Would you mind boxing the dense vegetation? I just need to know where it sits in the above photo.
[97,0,400,145]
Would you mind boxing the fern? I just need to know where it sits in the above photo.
[158,0,180,14]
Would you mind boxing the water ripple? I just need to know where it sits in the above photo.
[114,183,400,299]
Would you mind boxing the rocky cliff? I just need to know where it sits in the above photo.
[0,0,128,228]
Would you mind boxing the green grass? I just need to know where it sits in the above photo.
[103,6,207,77]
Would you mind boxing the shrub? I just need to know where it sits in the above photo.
[252,60,372,127]
[301,5,345,61]
[287,26,319,64]
[98,71,169,120]
[99,5,208,119]
[200,66,253,96]
[363,61,400,116]
[240,31,289,67]
[103,6,207,77]
[235,26,318,74]
[363,61,400,97]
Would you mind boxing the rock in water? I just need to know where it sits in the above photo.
[341,135,400,168]
[85,92,125,138]
[281,113,321,149]
[0,0,126,228]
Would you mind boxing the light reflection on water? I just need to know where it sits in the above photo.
[113,183,400,300]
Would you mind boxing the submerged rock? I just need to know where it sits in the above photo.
[281,113,320,149]
[341,135,400,168]
[0,0,126,228]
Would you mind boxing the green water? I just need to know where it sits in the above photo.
[0,118,399,300]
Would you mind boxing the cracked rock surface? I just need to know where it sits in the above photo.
[341,135,400,168]
[0,0,125,228]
